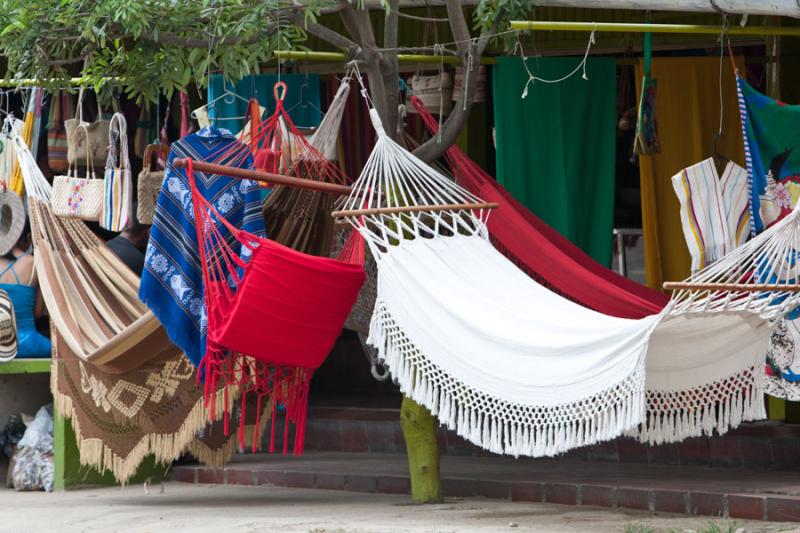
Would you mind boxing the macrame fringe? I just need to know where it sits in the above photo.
[634,365,767,445]
[200,351,313,455]
[52,361,239,484]
[368,299,648,458]
[186,409,273,469]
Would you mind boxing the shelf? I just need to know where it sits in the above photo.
[0,358,52,374]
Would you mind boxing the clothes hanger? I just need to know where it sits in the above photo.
[712,19,732,172]
[191,81,251,122]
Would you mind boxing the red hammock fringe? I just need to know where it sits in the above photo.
[187,158,365,455]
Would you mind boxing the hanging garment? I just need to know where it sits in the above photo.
[207,74,322,134]
[139,127,264,367]
[493,57,617,267]
[636,57,745,291]
[341,97,791,457]
[737,75,800,234]
[12,130,174,373]
[671,158,749,272]
[47,91,74,174]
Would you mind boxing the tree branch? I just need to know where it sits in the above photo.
[412,7,505,163]
[284,10,361,57]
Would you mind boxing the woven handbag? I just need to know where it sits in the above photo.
[0,288,18,362]
[64,88,110,167]
[101,113,132,231]
[408,72,453,116]
[137,143,169,224]
[52,124,104,220]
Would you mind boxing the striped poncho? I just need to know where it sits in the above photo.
[140,127,265,366]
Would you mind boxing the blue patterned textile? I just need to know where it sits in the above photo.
[139,127,265,366]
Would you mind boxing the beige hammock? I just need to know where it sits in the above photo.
[13,129,176,373]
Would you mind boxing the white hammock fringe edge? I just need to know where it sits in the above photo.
[369,298,766,456]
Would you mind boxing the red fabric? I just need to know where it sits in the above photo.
[186,159,365,454]
[412,97,668,319]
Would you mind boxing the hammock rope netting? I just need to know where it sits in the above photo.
[187,79,366,453]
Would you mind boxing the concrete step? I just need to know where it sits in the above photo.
[271,406,800,471]
[172,451,800,523]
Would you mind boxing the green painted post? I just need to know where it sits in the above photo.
[400,396,443,503]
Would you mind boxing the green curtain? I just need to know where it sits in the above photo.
[493,56,617,266]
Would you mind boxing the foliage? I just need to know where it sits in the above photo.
[0,0,527,103]
[0,0,312,102]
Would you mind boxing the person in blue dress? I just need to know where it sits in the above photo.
[0,219,50,359]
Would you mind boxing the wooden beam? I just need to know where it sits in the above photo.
[172,159,353,196]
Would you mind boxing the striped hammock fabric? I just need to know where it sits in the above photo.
[672,158,749,273]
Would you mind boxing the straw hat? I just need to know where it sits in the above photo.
[0,189,26,257]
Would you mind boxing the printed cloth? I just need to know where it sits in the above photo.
[139,127,265,366]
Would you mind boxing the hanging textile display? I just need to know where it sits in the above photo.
[139,128,264,367]
[258,80,351,258]
[735,76,800,400]
[184,156,365,452]
[493,56,617,267]
[671,158,749,273]
[737,75,800,234]
[633,31,660,156]
[636,57,745,291]
[12,125,171,373]
[413,96,667,319]
[207,74,322,134]
[10,87,44,196]
[101,113,133,232]
[341,79,796,456]
[47,91,73,174]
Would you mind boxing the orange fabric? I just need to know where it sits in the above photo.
[636,56,745,291]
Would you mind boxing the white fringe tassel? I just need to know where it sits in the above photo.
[635,365,766,445]
[367,300,648,458]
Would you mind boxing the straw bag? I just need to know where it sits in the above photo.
[408,73,453,116]
[137,143,169,224]
[0,288,17,362]
[64,88,110,167]
[51,124,104,220]
[453,65,487,103]
[101,113,133,231]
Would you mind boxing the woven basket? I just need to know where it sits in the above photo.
[453,65,487,103]
[137,144,169,224]
[52,124,104,221]
[408,73,453,116]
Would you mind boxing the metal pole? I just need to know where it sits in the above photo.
[510,21,800,37]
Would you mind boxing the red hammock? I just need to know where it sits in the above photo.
[186,159,365,454]
[411,96,668,319]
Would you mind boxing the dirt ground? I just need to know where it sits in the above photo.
[1,483,799,533]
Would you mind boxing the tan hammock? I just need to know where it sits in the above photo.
[14,132,172,373]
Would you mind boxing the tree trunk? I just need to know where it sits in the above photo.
[400,396,443,503]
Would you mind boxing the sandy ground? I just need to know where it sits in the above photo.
[0,483,799,533]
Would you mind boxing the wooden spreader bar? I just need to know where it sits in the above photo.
[172,158,353,196]
[332,202,500,218]
[664,281,800,293]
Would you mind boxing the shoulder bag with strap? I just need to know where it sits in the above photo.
[64,87,110,167]
[137,143,169,225]
[51,123,104,220]
[102,112,132,231]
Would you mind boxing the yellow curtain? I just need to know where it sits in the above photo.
[636,56,745,291]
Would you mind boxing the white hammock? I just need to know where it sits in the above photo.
[338,102,791,456]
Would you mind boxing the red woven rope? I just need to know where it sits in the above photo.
[185,159,366,453]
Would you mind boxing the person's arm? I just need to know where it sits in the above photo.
[25,257,47,318]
